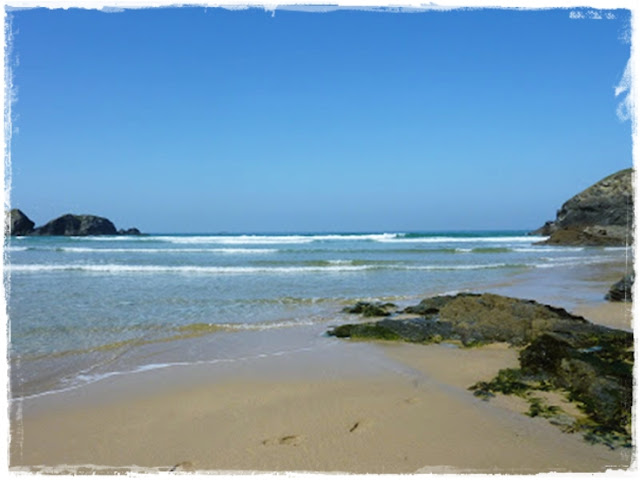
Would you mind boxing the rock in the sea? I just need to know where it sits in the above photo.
[605,274,634,302]
[533,168,633,246]
[31,214,118,236]
[118,227,142,235]
[5,209,35,236]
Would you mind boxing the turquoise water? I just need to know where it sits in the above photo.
[5,231,628,398]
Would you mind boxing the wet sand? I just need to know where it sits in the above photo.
[9,263,635,474]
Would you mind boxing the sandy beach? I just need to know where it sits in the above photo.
[9,290,634,474]
[6,5,636,475]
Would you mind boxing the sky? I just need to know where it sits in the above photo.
[5,6,634,233]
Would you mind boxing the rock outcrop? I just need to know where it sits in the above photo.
[331,293,605,347]
[4,210,143,236]
[5,209,35,236]
[31,214,118,236]
[605,274,634,302]
[532,169,633,246]
[330,293,633,448]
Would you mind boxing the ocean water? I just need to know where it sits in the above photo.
[5,231,629,399]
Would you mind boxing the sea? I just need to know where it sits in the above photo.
[4,231,631,400]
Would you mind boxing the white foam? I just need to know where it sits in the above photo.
[7,263,372,274]
[411,263,521,271]
[540,255,611,263]
[534,257,614,269]
[57,247,278,254]
[218,320,317,331]
[152,233,399,245]
[154,235,314,245]
[29,233,545,246]
[513,247,584,253]
[376,236,545,244]
[8,260,540,274]
[70,236,135,241]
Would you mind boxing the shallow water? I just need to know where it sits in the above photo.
[5,231,630,398]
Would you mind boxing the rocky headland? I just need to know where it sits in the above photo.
[5,209,142,237]
[329,294,633,448]
[532,168,633,246]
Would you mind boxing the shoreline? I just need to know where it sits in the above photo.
[9,259,635,473]
[11,259,631,402]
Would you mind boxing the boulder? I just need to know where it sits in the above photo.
[31,214,118,236]
[533,169,633,246]
[605,274,634,302]
[5,209,35,236]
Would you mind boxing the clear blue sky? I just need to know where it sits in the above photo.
[7,7,633,233]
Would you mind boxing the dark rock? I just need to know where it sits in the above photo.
[520,330,633,440]
[342,301,397,317]
[403,295,458,316]
[333,293,591,347]
[529,220,557,237]
[533,169,633,246]
[31,214,118,236]
[605,274,634,302]
[410,292,590,347]
[519,332,574,375]
[329,322,403,341]
[5,209,35,236]
[118,227,142,235]
[539,225,630,247]
[330,317,452,343]
[529,221,556,236]
[554,169,633,228]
